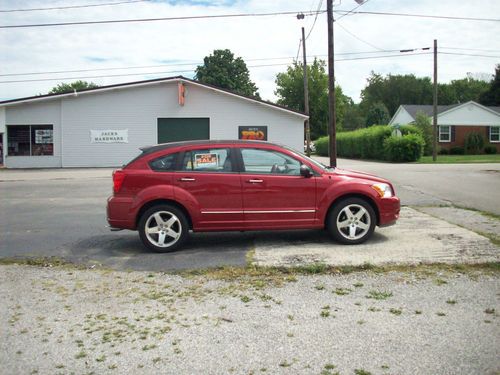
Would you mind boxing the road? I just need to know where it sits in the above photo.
[319,157,500,215]
[0,160,498,271]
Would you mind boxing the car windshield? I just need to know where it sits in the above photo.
[284,147,334,171]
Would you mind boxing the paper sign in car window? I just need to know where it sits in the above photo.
[194,153,219,169]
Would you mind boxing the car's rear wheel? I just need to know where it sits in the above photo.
[327,198,376,244]
[138,205,188,252]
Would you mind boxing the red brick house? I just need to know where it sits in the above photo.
[389,101,500,153]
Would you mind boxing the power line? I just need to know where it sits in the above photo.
[0,49,415,77]
[0,52,433,84]
[0,9,326,29]
[305,0,323,41]
[336,22,385,51]
[334,10,500,22]
[335,0,370,22]
[0,0,148,13]
[441,46,500,53]
[439,52,500,58]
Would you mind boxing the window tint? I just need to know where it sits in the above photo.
[149,152,178,171]
[181,148,233,172]
[241,148,301,175]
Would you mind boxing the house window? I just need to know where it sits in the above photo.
[8,125,53,156]
[439,125,451,142]
[490,126,500,143]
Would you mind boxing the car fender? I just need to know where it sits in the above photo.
[130,184,176,217]
[316,178,381,223]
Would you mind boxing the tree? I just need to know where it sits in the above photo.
[49,80,99,94]
[195,49,259,98]
[275,58,349,139]
[365,102,390,127]
[479,64,500,106]
[360,72,433,116]
[414,111,433,156]
[438,76,490,104]
[343,102,366,131]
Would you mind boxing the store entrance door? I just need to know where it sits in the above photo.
[0,134,3,166]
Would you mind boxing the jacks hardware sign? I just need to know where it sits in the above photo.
[238,126,268,141]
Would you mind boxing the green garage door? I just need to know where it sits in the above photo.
[157,118,210,143]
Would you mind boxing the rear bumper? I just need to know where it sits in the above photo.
[107,196,136,230]
[378,196,400,227]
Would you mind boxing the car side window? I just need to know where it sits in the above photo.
[181,148,233,173]
[149,152,178,171]
[241,148,301,175]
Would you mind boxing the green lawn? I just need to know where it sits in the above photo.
[417,154,500,163]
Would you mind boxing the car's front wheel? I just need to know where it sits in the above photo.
[327,198,376,244]
[138,205,189,252]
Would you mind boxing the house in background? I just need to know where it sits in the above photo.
[389,101,500,153]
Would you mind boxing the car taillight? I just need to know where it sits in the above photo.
[113,170,125,193]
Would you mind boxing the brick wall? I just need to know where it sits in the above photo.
[438,125,500,153]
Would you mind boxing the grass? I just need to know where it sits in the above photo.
[417,154,500,164]
[366,290,393,300]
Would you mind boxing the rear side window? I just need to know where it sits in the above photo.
[181,148,233,172]
[149,153,178,171]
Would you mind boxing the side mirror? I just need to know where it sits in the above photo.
[300,164,312,178]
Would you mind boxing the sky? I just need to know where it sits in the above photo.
[1,0,499,103]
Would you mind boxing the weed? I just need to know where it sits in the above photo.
[415,310,422,315]
[484,320,492,323]
[357,320,366,325]
[142,344,157,351]
[436,312,446,317]
[324,364,336,370]
[315,284,325,290]
[153,357,161,363]
[354,302,362,306]
[368,307,381,312]
[446,299,457,305]
[334,287,351,296]
[240,295,252,303]
[484,308,495,314]
[287,332,294,337]
[108,364,118,370]
[434,278,448,286]
[55,364,64,369]
[389,308,402,316]
[353,282,364,288]
[287,314,294,321]
[381,364,390,370]
[366,290,393,300]
[354,369,372,375]
[279,360,292,368]
[320,310,330,318]
[96,355,106,362]
[75,350,87,359]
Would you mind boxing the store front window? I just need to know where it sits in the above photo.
[7,125,53,156]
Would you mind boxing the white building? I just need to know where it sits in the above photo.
[0,76,307,168]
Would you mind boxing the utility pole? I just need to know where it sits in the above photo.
[327,0,337,167]
[301,27,311,156]
[432,39,438,162]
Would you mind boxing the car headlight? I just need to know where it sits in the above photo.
[371,183,393,198]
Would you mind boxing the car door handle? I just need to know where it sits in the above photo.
[179,177,196,182]
[246,179,263,183]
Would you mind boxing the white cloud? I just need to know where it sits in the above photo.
[1,0,499,102]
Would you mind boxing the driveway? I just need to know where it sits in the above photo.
[0,162,498,271]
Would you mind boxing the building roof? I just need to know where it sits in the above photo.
[0,75,308,119]
[401,103,500,118]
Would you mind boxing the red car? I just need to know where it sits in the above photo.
[107,140,400,252]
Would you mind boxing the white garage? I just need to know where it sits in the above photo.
[0,76,307,168]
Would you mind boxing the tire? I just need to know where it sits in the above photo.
[138,204,189,252]
[327,198,376,245]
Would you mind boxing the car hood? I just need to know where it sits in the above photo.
[328,168,390,184]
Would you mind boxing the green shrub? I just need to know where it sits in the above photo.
[413,112,433,156]
[438,148,449,155]
[314,136,329,156]
[464,132,485,154]
[400,124,422,136]
[449,146,465,155]
[484,146,497,154]
[336,125,392,160]
[383,134,425,162]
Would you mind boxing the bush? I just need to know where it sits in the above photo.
[413,112,433,156]
[400,124,422,136]
[449,146,465,155]
[383,134,425,162]
[484,146,497,154]
[464,132,485,154]
[438,148,449,155]
[336,125,392,160]
[314,136,329,156]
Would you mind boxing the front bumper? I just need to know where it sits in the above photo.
[378,196,400,227]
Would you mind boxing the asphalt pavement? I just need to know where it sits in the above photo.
[1,160,499,271]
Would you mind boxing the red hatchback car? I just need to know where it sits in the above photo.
[107,140,400,252]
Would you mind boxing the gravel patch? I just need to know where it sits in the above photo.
[1,265,499,375]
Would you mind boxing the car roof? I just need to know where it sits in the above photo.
[139,139,284,155]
